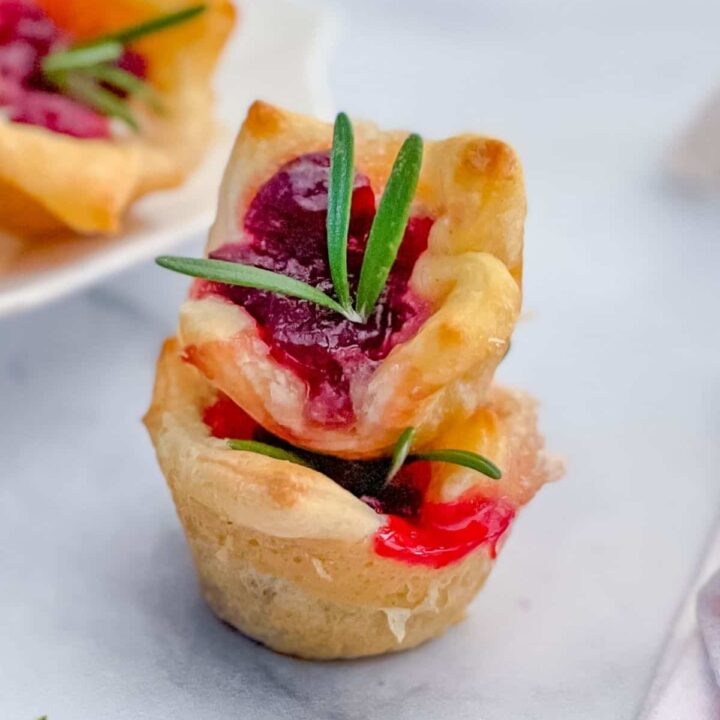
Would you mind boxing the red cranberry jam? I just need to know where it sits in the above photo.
[195,151,433,426]
[0,0,145,138]
[203,393,515,569]
[374,494,515,568]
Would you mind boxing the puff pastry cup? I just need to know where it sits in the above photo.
[0,0,235,236]
[146,103,559,659]
[145,339,556,659]
[180,101,526,458]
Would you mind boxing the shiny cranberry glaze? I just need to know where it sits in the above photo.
[195,151,433,426]
[202,394,515,568]
[202,392,257,441]
[0,0,145,138]
[374,496,515,568]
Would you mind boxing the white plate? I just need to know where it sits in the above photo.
[0,0,335,318]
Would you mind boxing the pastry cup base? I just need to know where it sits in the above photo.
[173,491,494,660]
[145,338,557,660]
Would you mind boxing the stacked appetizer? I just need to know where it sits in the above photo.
[145,102,559,659]
[0,0,234,236]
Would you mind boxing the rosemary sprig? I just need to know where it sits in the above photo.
[411,449,502,480]
[88,4,207,46]
[155,256,357,320]
[42,42,123,75]
[226,426,501,491]
[157,114,424,322]
[386,427,415,482]
[40,4,206,129]
[326,112,355,314]
[384,427,502,487]
[62,75,139,130]
[227,439,312,467]
[90,64,161,109]
[355,133,423,320]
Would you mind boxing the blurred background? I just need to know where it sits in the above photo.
[2,0,719,718]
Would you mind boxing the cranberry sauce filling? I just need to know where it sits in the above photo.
[195,151,433,427]
[0,0,145,138]
[374,496,516,569]
[203,394,515,568]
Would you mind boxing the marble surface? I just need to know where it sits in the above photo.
[2,0,720,718]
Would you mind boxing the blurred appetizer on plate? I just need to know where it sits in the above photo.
[145,102,561,659]
[0,0,235,237]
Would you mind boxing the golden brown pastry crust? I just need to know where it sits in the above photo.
[0,0,235,236]
[144,338,557,659]
[180,102,526,458]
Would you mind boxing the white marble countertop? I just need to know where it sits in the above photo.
[2,0,720,718]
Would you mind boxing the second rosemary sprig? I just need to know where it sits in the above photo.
[41,4,207,129]
[355,133,423,320]
[383,427,502,488]
[225,426,502,490]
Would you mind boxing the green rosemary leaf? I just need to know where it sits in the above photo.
[42,41,123,75]
[90,64,158,102]
[92,4,207,46]
[227,439,312,468]
[64,76,138,130]
[355,133,423,320]
[155,256,354,319]
[386,427,416,484]
[326,112,355,313]
[410,449,502,480]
